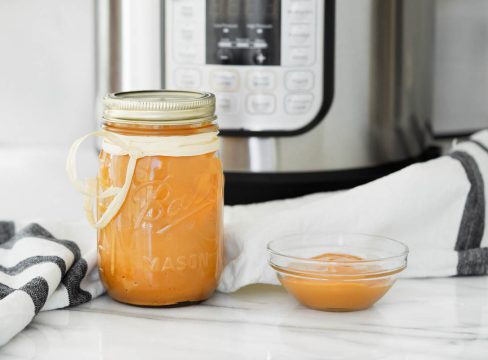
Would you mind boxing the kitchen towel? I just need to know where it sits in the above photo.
[0,221,103,346]
[219,130,488,292]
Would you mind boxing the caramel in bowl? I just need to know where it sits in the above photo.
[268,233,408,312]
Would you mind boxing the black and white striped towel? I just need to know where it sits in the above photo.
[0,221,103,346]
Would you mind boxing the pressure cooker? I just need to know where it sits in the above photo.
[96,0,435,204]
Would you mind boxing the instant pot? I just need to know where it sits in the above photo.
[96,0,435,204]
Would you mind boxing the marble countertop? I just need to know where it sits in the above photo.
[1,146,487,359]
[1,277,487,360]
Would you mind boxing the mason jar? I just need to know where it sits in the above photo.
[69,90,223,306]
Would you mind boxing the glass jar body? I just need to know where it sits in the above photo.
[97,122,223,306]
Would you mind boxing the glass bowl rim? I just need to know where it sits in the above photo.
[267,232,409,265]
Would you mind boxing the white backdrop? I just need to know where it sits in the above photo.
[0,0,94,146]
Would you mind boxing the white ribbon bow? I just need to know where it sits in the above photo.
[66,129,220,229]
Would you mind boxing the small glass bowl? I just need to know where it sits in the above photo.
[267,233,408,312]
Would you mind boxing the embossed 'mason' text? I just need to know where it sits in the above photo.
[143,252,212,272]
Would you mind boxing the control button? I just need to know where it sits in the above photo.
[210,70,239,91]
[287,0,315,22]
[288,25,314,47]
[286,48,315,66]
[247,71,276,91]
[247,94,276,114]
[285,93,314,114]
[176,2,195,19]
[253,51,268,65]
[216,49,233,64]
[215,93,239,115]
[174,68,201,89]
[179,25,195,42]
[174,47,198,64]
[285,71,314,91]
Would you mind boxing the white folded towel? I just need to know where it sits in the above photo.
[219,130,488,292]
[1,130,488,346]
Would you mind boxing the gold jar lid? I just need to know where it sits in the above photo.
[103,90,216,125]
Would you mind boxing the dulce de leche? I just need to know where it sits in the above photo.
[278,253,400,311]
[68,91,224,307]
[98,147,223,306]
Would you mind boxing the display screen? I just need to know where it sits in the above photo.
[206,0,281,65]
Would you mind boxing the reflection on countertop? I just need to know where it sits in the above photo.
[1,277,487,359]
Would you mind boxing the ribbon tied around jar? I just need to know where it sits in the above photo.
[66,130,220,229]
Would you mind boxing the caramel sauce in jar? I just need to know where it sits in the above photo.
[96,91,223,306]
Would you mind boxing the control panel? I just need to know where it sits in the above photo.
[165,0,329,134]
